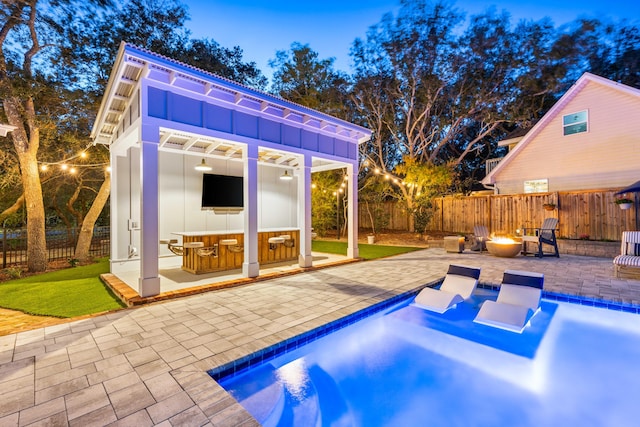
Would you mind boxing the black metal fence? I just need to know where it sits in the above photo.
[0,226,110,268]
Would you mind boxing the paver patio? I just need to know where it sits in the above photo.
[1,248,639,426]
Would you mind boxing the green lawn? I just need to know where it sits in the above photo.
[0,243,419,319]
[0,258,125,318]
[312,240,422,260]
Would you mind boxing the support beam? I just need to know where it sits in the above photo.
[347,162,359,259]
[138,123,161,297]
[243,145,259,277]
[298,154,313,267]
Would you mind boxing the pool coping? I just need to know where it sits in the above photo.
[210,281,640,382]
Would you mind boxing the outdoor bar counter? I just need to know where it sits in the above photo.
[171,228,300,274]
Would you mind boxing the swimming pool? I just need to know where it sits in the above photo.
[215,290,640,426]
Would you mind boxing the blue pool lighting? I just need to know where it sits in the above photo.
[213,288,640,426]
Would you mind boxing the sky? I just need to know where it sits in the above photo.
[183,0,640,82]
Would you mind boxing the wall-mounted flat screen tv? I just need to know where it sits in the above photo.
[201,174,244,211]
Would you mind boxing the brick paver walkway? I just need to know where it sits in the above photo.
[1,249,639,426]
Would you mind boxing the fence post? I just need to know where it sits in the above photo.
[2,225,6,269]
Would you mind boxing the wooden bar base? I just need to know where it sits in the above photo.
[176,229,299,274]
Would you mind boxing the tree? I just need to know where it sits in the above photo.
[351,0,468,230]
[74,170,110,260]
[565,18,640,88]
[310,171,347,237]
[175,39,267,90]
[269,42,352,118]
[350,0,587,229]
[359,177,391,235]
[394,158,453,233]
[0,0,103,271]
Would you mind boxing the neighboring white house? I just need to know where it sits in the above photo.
[483,72,640,195]
[91,43,371,297]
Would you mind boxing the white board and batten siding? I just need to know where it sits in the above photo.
[486,73,640,195]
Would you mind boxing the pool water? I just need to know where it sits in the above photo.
[218,290,640,427]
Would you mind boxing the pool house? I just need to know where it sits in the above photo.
[91,43,371,298]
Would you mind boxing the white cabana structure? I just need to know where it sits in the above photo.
[91,43,371,298]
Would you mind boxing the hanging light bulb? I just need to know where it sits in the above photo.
[80,151,87,158]
[280,170,293,180]
[61,164,68,171]
[194,158,212,171]
[69,167,77,174]
[106,166,112,173]
[40,164,48,171]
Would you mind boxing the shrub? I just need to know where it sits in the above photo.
[5,267,22,279]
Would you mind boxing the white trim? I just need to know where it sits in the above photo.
[562,109,588,136]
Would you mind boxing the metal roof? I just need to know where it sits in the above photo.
[91,43,370,169]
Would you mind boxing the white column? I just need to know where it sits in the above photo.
[347,162,359,259]
[109,151,119,265]
[138,123,160,297]
[243,145,259,277]
[298,154,313,267]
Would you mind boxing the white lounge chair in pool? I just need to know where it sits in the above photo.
[414,265,481,314]
[473,270,544,333]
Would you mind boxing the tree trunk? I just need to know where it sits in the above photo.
[3,94,47,272]
[74,171,111,261]
[19,150,48,272]
[406,198,415,233]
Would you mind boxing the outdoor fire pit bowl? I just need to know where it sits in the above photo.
[486,238,522,258]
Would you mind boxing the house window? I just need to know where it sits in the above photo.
[524,179,548,193]
[563,110,588,135]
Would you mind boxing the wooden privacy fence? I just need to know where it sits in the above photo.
[359,189,636,241]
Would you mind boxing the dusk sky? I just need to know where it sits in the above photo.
[183,0,640,80]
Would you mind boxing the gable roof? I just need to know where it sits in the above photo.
[482,72,640,185]
[91,43,371,147]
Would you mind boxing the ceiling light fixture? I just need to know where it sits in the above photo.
[194,158,212,171]
[280,170,293,180]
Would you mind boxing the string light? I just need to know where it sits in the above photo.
[38,143,109,174]
[362,155,418,194]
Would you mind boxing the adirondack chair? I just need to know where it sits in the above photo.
[472,225,491,252]
[521,217,559,257]
[613,231,640,278]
